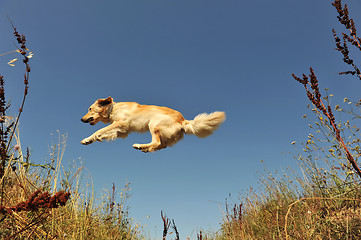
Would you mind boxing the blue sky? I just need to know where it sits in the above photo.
[1,0,361,238]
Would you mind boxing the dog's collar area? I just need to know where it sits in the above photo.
[107,103,114,122]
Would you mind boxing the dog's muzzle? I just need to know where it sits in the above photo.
[81,117,94,124]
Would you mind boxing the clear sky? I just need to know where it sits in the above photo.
[1,0,361,239]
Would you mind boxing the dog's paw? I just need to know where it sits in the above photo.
[133,144,145,151]
[133,144,151,153]
[81,137,94,145]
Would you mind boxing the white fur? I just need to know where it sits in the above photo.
[183,112,226,138]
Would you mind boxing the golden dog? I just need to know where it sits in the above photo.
[81,97,225,152]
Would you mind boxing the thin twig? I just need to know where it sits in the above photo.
[161,211,171,240]
[172,219,180,240]
[5,21,30,154]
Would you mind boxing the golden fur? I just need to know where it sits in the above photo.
[81,97,225,152]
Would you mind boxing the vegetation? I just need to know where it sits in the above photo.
[0,24,142,239]
[214,0,361,239]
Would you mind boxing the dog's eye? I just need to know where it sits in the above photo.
[89,108,92,111]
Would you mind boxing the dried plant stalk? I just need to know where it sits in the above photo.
[292,67,361,178]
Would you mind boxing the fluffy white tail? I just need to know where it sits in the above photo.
[183,111,226,138]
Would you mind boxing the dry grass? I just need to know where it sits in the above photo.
[0,131,143,240]
[215,97,361,239]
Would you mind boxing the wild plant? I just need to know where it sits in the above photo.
[0,23,30,178]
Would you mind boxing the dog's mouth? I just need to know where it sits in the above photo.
[81,117,95,125]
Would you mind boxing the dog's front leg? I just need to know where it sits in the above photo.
[81,121,128,145]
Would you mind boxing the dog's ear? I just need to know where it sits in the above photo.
[98,96,113,106]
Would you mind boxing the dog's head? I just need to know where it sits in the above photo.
[81,96,114,125]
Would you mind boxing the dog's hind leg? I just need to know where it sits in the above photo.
[133,127,163,152]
